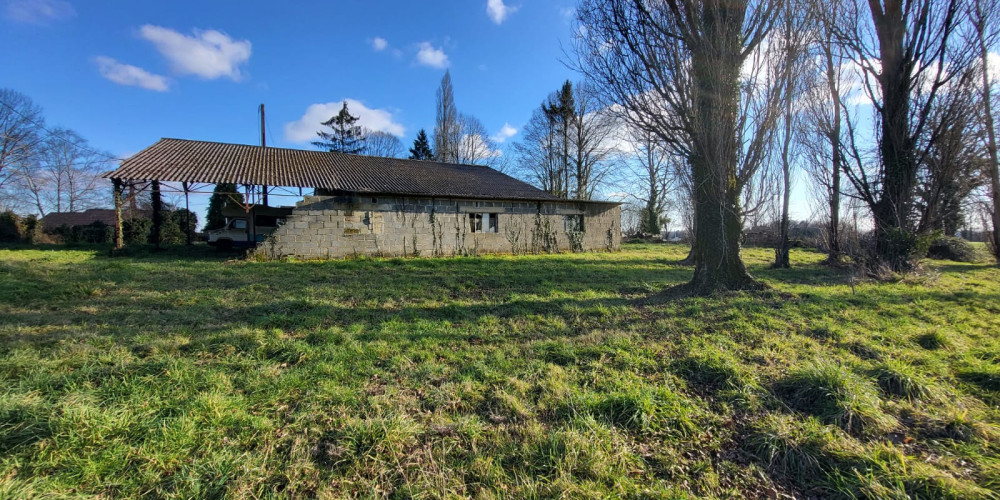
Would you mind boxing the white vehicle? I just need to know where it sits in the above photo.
[207,206,293,250]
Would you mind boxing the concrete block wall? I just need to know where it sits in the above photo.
[257,194,621,259]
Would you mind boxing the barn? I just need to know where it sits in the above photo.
[105,138,621,258]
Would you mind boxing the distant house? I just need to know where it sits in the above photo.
[39,209,117,233]
[105,138,622,258]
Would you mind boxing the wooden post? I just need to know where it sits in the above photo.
[113,178,124,250]
[183,182,192,245]
[151,180,162,249]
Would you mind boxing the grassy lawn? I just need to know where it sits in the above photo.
[1,243,999,498]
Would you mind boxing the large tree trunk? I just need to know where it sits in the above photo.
[980,20,1000,263]
[680,2,763,293]
[870,4,919,271]
[688,170,761,293]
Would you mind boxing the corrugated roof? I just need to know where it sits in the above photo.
[105,138,567,202]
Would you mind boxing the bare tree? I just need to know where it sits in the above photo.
[0,89,45,193]
[362,130,404,158]
[434,70,461,163]
[832,0,973,270]
[970,0,1000,262]
[623,125,677,235]
[570,82,618,200]
[915,71,988,236]
[772,0,811,268]
[514,105,562,193]
[800,0,849,264]
[575,0,783,293]
[18,129,108,216]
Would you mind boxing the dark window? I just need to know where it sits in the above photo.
[564,214,584,232]
[469,213,499,233]
[255,215,280,227]
[230,219,247,230]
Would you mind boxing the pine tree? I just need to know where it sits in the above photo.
[313,101,366,154]
[205,183,243,230]
[409,129,434,160]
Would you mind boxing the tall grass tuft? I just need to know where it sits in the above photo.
[774,361,897,436]
[871,359,934,401]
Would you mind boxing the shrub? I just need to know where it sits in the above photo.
[774,361,897,436]
[927,236,978,262]
[20,215,42,244]
[0,211,23,242]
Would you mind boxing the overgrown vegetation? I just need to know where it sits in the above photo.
[1,244,999,498]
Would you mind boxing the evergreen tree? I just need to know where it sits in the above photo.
[205,183,243,230]
[542,81,576,198]
[409,129,434,160]
[313,101,366,154]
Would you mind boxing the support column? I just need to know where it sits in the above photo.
[113,178,124,250]
[183,182,192,245]
[151,180,163,249]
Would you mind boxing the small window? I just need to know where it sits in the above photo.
[230,219,248,230]
[469,213,499,233]
[564,214,584,232]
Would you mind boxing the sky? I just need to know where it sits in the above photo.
[0,0,579,156]
[1,0,827,225]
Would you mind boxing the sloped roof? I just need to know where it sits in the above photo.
[40,209,117,230]
[106,138,566,202]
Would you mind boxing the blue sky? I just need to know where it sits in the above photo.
[1,0,579,159]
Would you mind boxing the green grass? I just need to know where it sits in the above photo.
[1,243,1000,498]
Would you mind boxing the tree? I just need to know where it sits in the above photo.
[833,0,972,271]
[914,72,986,236]
[0,89,44,193]
[575,0,782,294]
[362,130,403,158]
[800,0,849,265]
[205,183,243,231]
[624,126,677,235]
[313,101,365,154]
[434,70,461,163]
[543,81,575,198]
[409,129,434,160]
[515,81,616,200]
[569,82,618,200]
[773,0,810,268]
[455,113,503,168]
[17,128,107,216]
[514,105,562,194]
[970,0,1000,262]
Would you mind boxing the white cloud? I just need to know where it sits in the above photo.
[371,36,388,51]
[415,42,449,68]
[486,0,518,24]
[4,0,74,24]
[492,123,518,143]
[284,99,406,144]
[94,56,169,92]
[138,25,251,81]
[559,7,576,20]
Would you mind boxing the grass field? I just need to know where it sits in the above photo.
[1,243,1000,499]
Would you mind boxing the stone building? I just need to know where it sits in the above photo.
[105,138,621,258]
